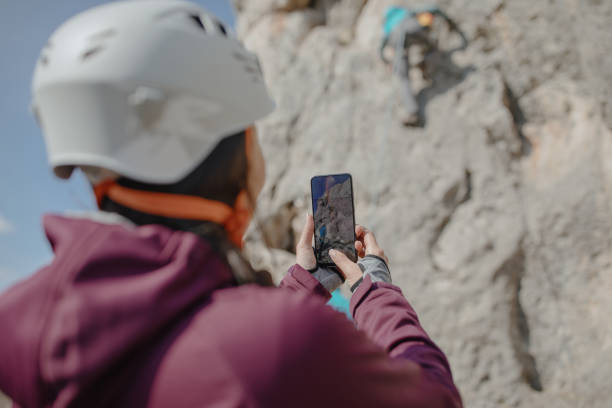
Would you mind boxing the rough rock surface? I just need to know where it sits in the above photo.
[237,0,612,407]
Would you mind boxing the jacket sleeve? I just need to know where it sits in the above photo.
[278,264,331,301]
[273,275,462,408]
[350,276,461,403]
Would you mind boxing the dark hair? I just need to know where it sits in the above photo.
[100,130,273,286]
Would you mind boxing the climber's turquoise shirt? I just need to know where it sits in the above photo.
[383,6,408,36]
[383,5,442,37]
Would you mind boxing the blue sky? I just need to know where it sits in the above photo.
[0,0,235,291]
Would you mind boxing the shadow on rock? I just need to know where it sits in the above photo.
[415,49,476,127]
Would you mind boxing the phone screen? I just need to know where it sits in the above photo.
[311,173,357,266]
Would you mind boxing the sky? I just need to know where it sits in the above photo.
[0,0,236,291]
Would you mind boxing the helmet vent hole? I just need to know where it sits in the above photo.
[216,21,228,36]
[81,45,104,61]
[88,29,116,41]
[189,14,206,32]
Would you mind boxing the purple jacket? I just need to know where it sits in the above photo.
[0,215,462,407]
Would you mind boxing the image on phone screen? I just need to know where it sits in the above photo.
[311,173,357,266]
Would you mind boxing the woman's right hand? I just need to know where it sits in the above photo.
[353,225,388,263]
[329,225,388,288]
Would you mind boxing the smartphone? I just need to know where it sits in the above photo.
[310,173,358,269]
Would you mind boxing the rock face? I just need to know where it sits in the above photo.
[236,0,612,407]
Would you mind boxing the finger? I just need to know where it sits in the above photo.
[297,214,314,249]
[362,230,388,262]
[355,240,364,252]
[355,224,370,240]
[355,225,366,252]
[355,240,365,258]
[363,230,380,250]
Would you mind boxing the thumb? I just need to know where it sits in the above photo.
[329,249,351,271]
[297,215,314,249]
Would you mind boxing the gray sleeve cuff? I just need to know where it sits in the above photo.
[350,277,363,292]
[351,255,392,292]
[311,267,344,293]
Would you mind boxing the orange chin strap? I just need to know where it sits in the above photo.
[94,181,252,248]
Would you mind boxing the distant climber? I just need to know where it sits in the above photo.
[380,6,468,126]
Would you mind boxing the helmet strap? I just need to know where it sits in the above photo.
[93,181,253,248]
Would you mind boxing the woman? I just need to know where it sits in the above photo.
[0,1,462,407]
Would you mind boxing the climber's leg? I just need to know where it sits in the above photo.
[396,48,419,126]
[415,35,437,81]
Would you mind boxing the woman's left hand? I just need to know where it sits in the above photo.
[296,215,317,270]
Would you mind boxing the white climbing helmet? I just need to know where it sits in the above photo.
[31,0,275,184]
